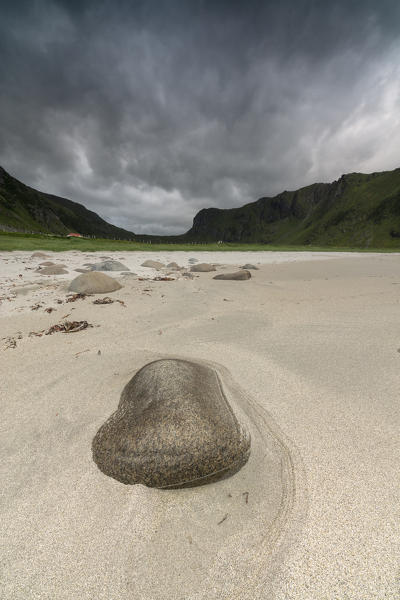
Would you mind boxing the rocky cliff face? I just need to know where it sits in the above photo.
[185,169,400,247]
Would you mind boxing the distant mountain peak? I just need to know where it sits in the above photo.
[0,166,136,239]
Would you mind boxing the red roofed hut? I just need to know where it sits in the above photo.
[67,233,83,238]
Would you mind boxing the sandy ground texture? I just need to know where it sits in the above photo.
[1,250,399,599]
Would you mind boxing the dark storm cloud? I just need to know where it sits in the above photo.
[1,0,399,234]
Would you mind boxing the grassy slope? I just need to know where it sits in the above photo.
[0,167,135,240]
[292,170,400,247]
[0,231,399,252]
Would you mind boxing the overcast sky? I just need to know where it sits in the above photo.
[1,0,399,234]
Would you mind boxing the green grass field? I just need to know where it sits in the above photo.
[0,231,399,253]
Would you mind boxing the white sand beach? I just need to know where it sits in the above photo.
[1,250,399,599]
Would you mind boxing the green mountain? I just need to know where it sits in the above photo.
[2,165,400,247]
[0,166,135,239]
[185,168,400,247]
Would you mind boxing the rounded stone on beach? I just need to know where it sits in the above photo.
[39,261,56,266]
[31,252,49,258]
[141,260,165,270]
[90,260,129,272]
[37,266,68,275]
[166,262,182,270]
[92,359,251,489]
[69,272,122,294]
[241,264,259,270]
[213,270,251,280]
[190,263,217,272]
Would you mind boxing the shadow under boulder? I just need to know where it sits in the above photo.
[92,359,251,489]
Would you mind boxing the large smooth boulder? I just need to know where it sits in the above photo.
[90,260,129,272]
[190,263,216,272]
[213,270,251,280]
[92,359,251,488]
[69,272,122,294]
[141,260,165,270]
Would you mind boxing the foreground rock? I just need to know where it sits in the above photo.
[92,359,251,488]
[90,260,129,272]
[213,270,251,280]
[69,272,122,294]
[37,266,68,275]
[241,263,259,270]
[141,260,165,270]
[190,263,216,272]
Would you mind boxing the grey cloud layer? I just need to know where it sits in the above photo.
[1,0,399,234]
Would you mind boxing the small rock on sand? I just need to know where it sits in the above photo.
[213,270,251,280]
[141,260,165,270]
[190,263,216,272]
[31,252,49,258]
[90,260,129,272]
[166,262,182,270]
[92,359,251,488]
[37,266,68,275]
[188,258,198,264]
[241,264,259,270]
[39,261,56,266]
[69,272,123,294]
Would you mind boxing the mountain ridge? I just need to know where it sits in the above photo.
[0,166,135,240]
[184,168,400,247]
[1,165,400,247]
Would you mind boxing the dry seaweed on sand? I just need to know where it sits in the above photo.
[29,320,93,337]
[3,336,17,350]
[152,276,175,281]
[92,296,113,304]
[66,293,89,302]
[46,321,93,334]
[92,297,126,306]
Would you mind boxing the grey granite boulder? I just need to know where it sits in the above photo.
[39,261,56,266]
[90,260,129,272]
[241,264,259,270]
[213,270,251,280]
[92,359,251,488]
[190,263,216,272]
[69,272,122,294]
[141,260,165,270]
